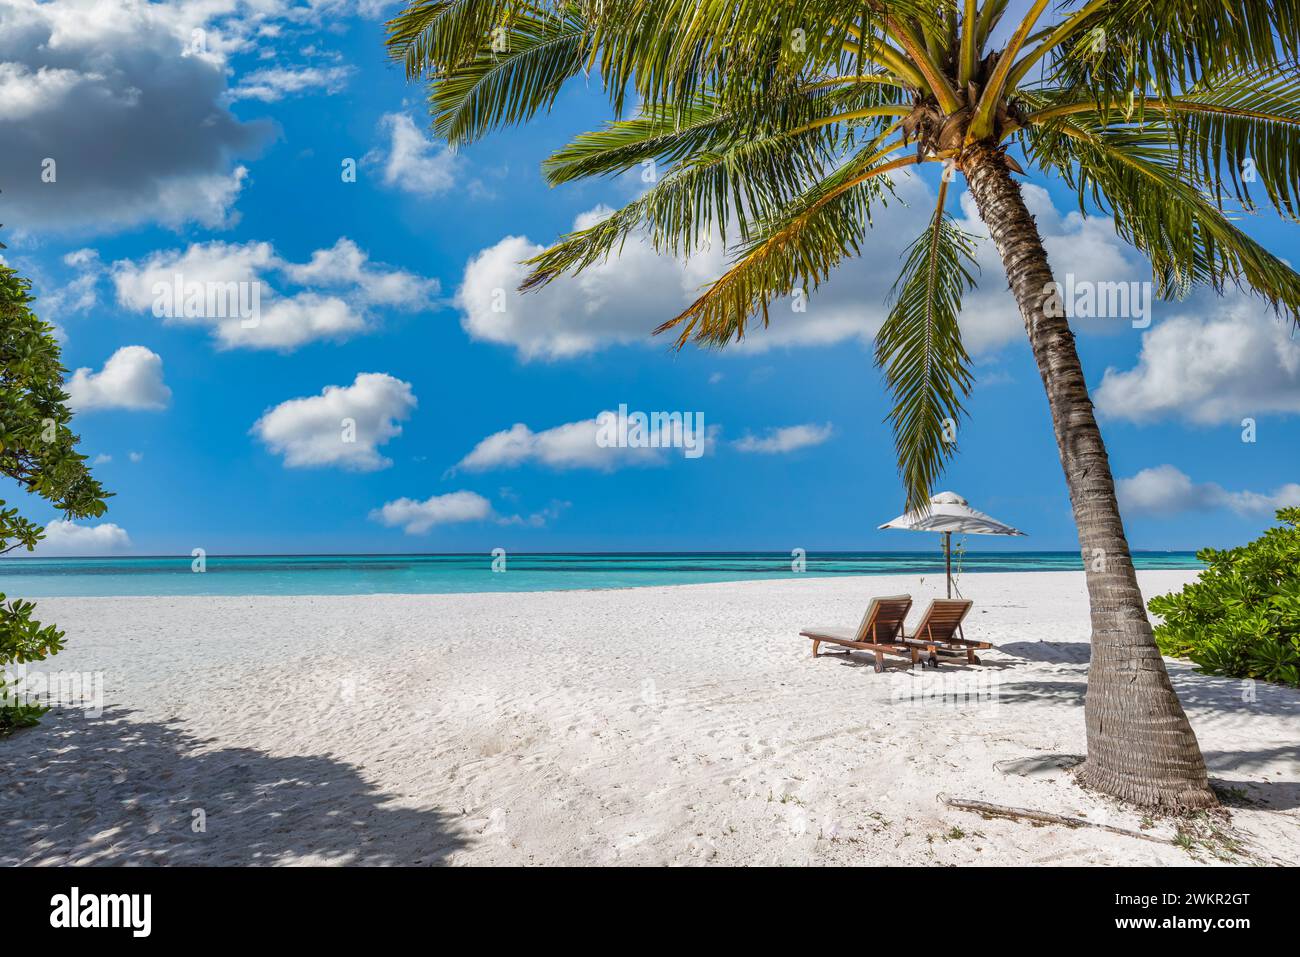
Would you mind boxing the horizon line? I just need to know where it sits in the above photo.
[0,548,1199,560]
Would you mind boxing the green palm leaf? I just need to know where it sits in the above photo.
[543,80,909,186]
[652,143,925,349]
[524,117,847,286]
[876,184,978,512]
[387,0,520,79]
[1041,0,1300,101]
[521,85,910,280]
[1019,70,1300,219]
[1027,116,1300,323]
[429,4,593,144]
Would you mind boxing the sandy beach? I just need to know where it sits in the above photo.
[3,569,1297,866]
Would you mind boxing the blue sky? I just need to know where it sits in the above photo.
[3,0,1298,556]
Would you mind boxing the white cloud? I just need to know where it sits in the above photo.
[495,500,571,528]
[40,248,101,320]
[0,0,269,234]
[251,372,417,471]
[111,238,437,351]
[454,208,730,362]
[369,491,492,534]
[453,410,712,473]
[279,238,437,307]
[64,248,99,268]
[453,178,1149,361]
[66,345,171,411]
[0,1,395,236]
[377,112,459,197]
[1117,464,1300,516]
[128,451,143,463]
[1095,294,1300,425]
[0,61,86,122]
[369,490,567,533]
[455,419,652,472]
[232,292,363,350]
[92,453,111,465]
[30,519,131,556]
[733,422,834,454]
[229,64,353,102]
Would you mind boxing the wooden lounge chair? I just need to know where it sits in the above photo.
[800,595,917,673]
[904,599,991,667]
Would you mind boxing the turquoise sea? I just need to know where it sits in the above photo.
[0,552,1202,597]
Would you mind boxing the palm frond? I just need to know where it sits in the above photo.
[522,85,916,285]
[652,144,930,349]
[525,117,859,287]
[387,0,520,79]
[967,0,1052,140]
[1040,0,1300,101]
[1026,116,1300,326]
[1020,70,1300,220]
[542,80,907,185]
[389,0,936,137]
[875,183,978,512]
[429,4,592,144]
[580,0,939,113]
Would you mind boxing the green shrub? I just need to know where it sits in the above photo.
[1148,508,1300,687]
[0,264,109,732]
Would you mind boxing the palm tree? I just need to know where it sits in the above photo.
[387,0,1300,809]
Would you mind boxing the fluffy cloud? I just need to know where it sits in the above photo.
[1117,465,1300,516]
[455,205,731,361]
[368,490,568,534]
[453,410,712,473]
[251,373,417,471]
[369,491,493,534]
[733,422,834,454]
[1094,295,1300,425]
[39,248,101,321]
[0,0,270,234]
[278,238,436,308]
[0,1,396,236]
[496,500,571,528]
[111,238,437,350]
[453,178,1150,361]
[31,519,131,556]
[229,64,353,102]
[66,345,171,411]
[376,113,459,197]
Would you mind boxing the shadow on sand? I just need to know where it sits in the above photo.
[987,656,1300,811]
[0,708,467,866]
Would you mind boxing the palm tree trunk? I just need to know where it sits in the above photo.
[962,146,1216,809]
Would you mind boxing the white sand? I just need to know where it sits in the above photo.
[2,570,1297,866]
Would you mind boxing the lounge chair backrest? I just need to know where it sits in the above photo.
[914,599,973,641]
[854,595,912,643]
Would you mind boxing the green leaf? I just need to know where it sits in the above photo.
[875,186,979,512]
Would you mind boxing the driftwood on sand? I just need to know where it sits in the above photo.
[939,794,1174,845]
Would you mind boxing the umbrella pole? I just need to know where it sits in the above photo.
[944,531,952,598]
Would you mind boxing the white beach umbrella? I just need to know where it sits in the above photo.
[878,491,1026,598]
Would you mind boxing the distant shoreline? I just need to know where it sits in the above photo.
[0,552,1202,598]
[0,548,1200,561]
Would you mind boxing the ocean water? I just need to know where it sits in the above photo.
[0,551,1202,597]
